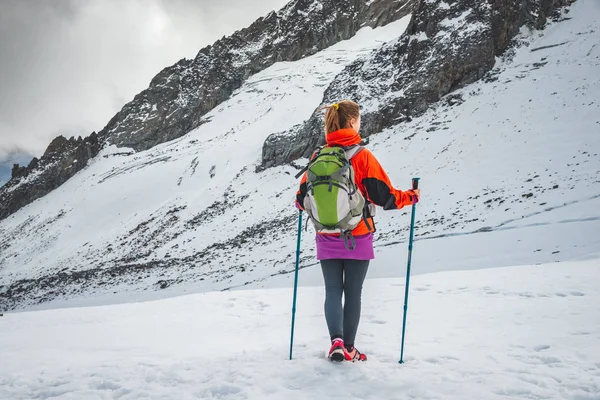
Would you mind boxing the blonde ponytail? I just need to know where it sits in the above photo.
[318,100,360,134]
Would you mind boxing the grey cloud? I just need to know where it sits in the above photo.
[0,0,289,159]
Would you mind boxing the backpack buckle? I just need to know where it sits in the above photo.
[343,231,357,251]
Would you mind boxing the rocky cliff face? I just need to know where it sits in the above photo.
[101,0,414,151]
[260,0,573,169]
[0,134,101,221]
[0,0,414,222]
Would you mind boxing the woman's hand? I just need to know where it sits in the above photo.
[407,189,420,204]
[412,189,420,201]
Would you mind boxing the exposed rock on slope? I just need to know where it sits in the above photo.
[261,0,573,169]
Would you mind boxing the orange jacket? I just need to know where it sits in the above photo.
[296,128,415,236]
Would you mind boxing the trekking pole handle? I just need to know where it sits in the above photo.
[412,177,420,190]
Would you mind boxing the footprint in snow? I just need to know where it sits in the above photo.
[533,345,550,352]
[424,355,459,364]
[535,355,561,364]
[518,292,535,298]
[202,385,242,397]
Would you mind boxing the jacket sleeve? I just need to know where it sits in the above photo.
[360,149,415,210]
[295,172,308,210]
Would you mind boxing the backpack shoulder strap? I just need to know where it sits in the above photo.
[344,145,364,160]
[294,146,326,179]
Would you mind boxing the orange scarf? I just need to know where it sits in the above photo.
[326,128,361,147]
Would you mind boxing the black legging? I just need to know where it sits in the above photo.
[320,259,369,347]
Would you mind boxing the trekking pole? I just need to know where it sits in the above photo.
[399,177,420,364]
[289,210,303,360]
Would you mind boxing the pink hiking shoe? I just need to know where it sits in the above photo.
[344,346,367,362]
[328,338,345,362]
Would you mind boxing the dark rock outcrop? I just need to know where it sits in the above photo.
[260,0,573,169]
[0,212,298,311]
[0,134,101,220]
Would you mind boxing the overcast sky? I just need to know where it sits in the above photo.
[0,0,290,167]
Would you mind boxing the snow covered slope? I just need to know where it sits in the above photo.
[1,0,600,311]
[1,261,599,399]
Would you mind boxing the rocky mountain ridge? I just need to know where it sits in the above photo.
[0,134,101,220]
[0,0,413,221]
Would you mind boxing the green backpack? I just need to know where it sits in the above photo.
[295,145,367,249]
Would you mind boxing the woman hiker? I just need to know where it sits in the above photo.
[295,100,420,362]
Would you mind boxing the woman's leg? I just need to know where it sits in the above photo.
[320,259,344,340]
[342,259,369,347]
